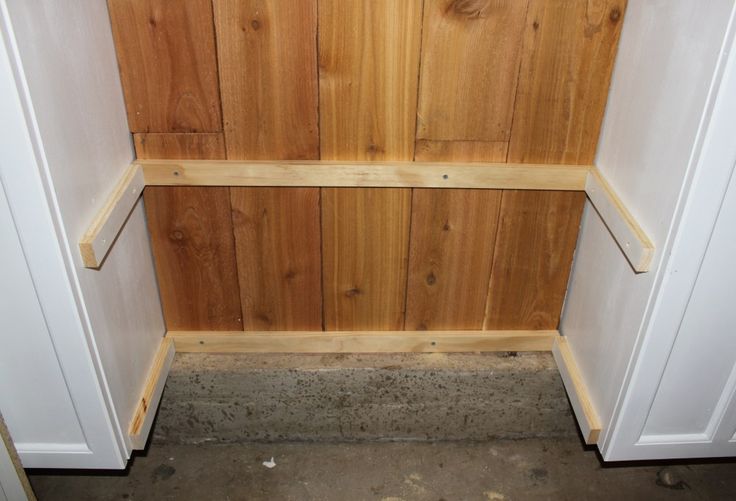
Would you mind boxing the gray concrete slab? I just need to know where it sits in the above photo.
[28,439,736,500]
[153,352,578,444]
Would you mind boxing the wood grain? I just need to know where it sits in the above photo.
[508,0,626,164]
[107,0,222,133]
[318,0,423,160]
[134,133,226,160]
[416,0,529,142]
[230,188,322,330]
[321,188,412,331]
[406,189,502,330]
[144,187,243,330]
[213,0,319,160]
[484,190,585,330]
[169,329,560,353]
[414,140,509,163]
[139,159,590,191]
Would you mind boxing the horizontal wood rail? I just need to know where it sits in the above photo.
[138,159,590,190]
[167,329,559,353]
[79,160,653,273]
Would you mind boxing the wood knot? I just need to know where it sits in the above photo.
[365,143,385,156]
[170,230,185,241]
[251,19,261,30]
[284,269,297,281]
[532,20,540,31]
[609,7,621,23]
[448,0,491,18]
[345,287,362,298]
[442,221,451,231]
[426,272,437,286]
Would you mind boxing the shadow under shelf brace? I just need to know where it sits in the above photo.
[81,160,651,450]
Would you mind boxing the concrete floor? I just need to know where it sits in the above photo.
[28,438,736,500]
[25,353,736,499]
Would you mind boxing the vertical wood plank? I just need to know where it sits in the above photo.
[318,0,419,330]
[405,189,502,330]
[508,0,626,164]
[107,0,222,133]
[484,190,585,330]
[318,0,423,160]
[214,0,319,160]
[414,140,509,163]
[321,188,411,331]
[144,187,243,331]
[230,188,322,331]
[416,0,529,142]
[134,133,226,160]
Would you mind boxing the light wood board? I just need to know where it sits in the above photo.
[169,329,560,353]
[139,160,590,190]
[79,163,144,268]
[552,336,602,444]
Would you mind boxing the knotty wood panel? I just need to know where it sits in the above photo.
[508,0,626,164]
[318,0,422,160]
[108,0,222,133]
[321,188,411,331]
[134,133,226,160]
[416,0,529,143]
[406,189,502,330]
[230,188,322,330]
[214,0,319,160]
[144,187,243,330]
[319,1,418,330]
[484,190,585,330]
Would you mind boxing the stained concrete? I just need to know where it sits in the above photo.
[26,353,736,499]
[28,439,736,500]
[153,352,578,444]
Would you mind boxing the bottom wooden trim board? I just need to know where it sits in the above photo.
[167,330,559,353]
[130,331,605,452]
[128,337,175,449]
[552,337,602,444]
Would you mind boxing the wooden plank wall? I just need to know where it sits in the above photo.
[110,0,626,332]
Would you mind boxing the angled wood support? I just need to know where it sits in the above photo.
[167,330,560,353]
[552,337,602,445]
[128,337,175,449]
[79,164,144,268]
[585,167,655,272]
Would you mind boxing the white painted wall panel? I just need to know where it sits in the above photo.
[561,0,735,453]
[642,170,736,437]
[0,183,86,447]
[3,0,165,456]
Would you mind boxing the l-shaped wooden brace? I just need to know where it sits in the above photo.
[88,161,641,448]
[129,330,601,447]
[79,160,654,271]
